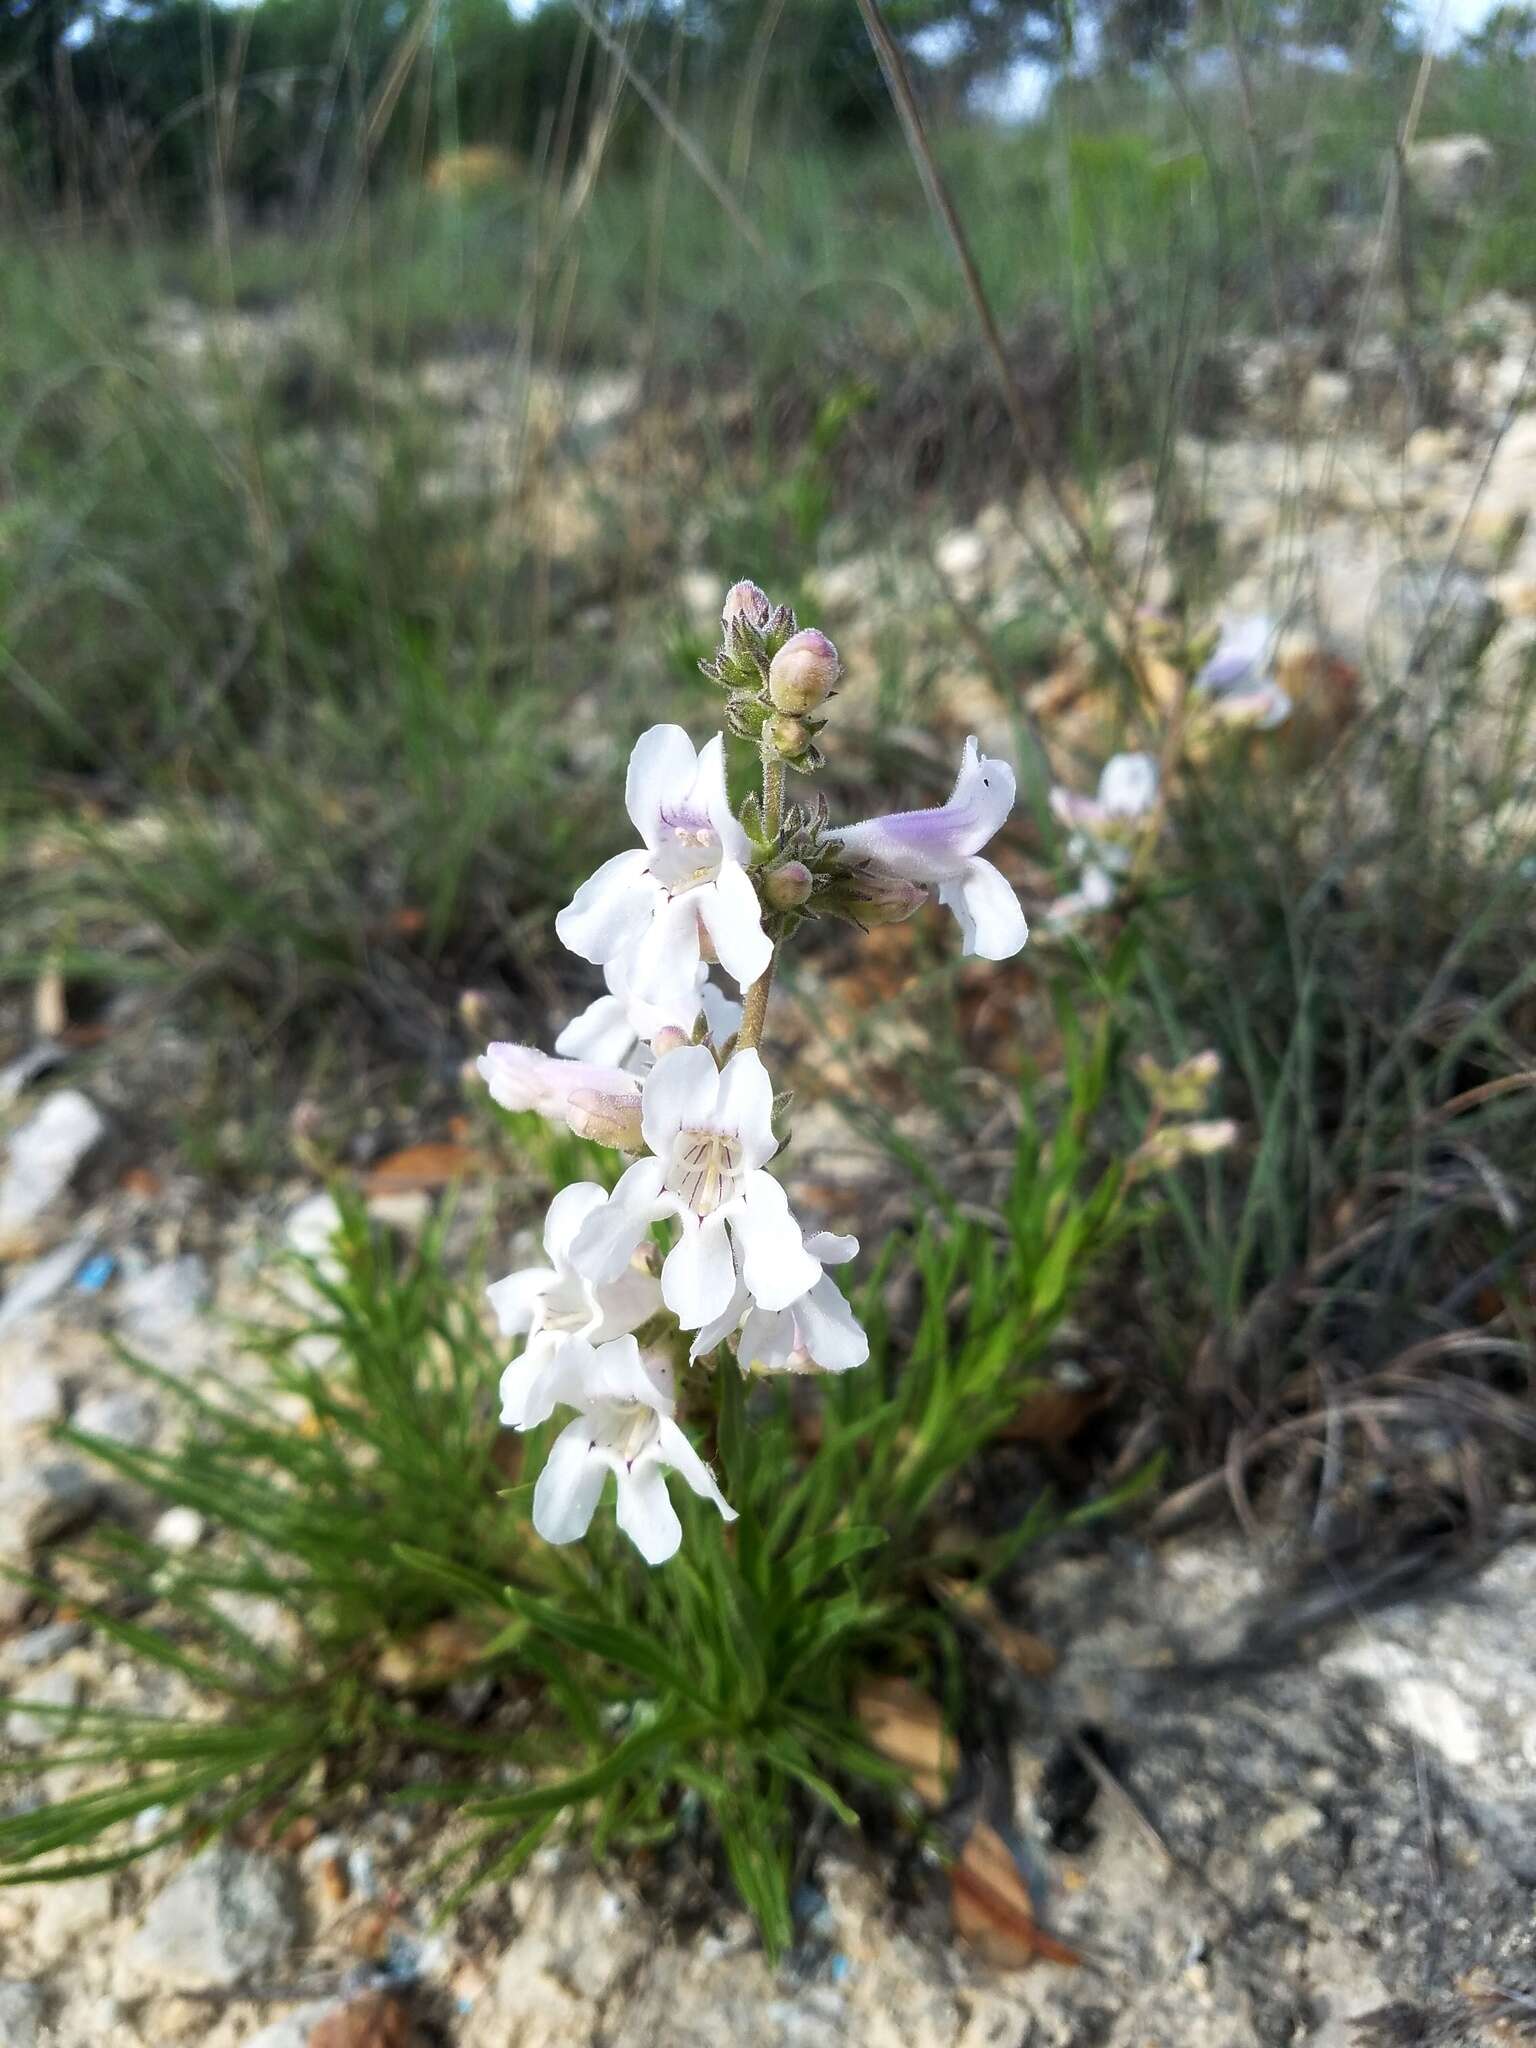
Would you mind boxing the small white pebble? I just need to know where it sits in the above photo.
[153,1507,206,1553]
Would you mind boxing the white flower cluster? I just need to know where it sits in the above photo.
[480,581,1028,1563]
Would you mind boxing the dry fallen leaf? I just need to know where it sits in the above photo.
[376,1617,491,1691]
[363,1142,487,1194]
[934,1579,1056,1676]
[854,1675,955,1809]
[951,1820,1082,1969]
[998,1371,1116,1446]
[309,1990,419,2048]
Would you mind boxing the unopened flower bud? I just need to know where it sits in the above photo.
[767,713,811,758]
[722,580,771,632]
[565,1086,645,1152]
[477,1042,642,1151]
[1132,1048,1222,1116]
[768,628,839,714]
[1130,1116,1238,1178]
[765,861,813,911]
[651,1025,689,1057]
[825,867,928,928]
[457,988,495,1036]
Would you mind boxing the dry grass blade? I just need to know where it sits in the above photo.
[951,1820,1082,1969]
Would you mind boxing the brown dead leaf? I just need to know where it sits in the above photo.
[998,1372,1116,1446]
[951,1821,1082,1969]
[342,1904,396,1960]
[376,1617,491,1692]
[120,1166,164,1199]
[854,1675,954,1809]
[309,1990,419,2048]
[363,1142,487,1194]
[934,1579,1056,1676]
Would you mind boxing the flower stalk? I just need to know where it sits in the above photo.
[479,576,1030,1563]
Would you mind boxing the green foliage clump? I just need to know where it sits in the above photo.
[0,1026,1147,1950]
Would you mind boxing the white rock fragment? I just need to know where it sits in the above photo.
[0,1237,94,1336]
[120,1842,300,1993]
[3,1621,85,1671]
[0,1092,107,1248]
[153,1506,207,1553]
[29,1873,114,1959]
[6,1666,81,1748]
[0,1982,46,2048]
[0,1363,65,1433]
[0,1462,99,1551]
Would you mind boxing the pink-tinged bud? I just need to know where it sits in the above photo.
[825,868,928,928]
[722,580,771,631]
[768,628,840,713]
[767,713,811,758]
[650,1025,689,1057]
[565,1087,645,1152]
[765,860,813,910]
[477,1042,641,1151]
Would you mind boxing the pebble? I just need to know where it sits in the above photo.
[286,1192,346,1260]
[0,1981,46,2048]
[0,1092,107,1253]
[0,1044,68,1105]
[120,1842,301,1992]
[0,1461,100,1552]
[0,1238,95,1336]
[153,1506,207,1552]
[6,1666,82,1748]
[3,1620,86,1671]
[28,1874,115,1960]
[0,1364,66,1433]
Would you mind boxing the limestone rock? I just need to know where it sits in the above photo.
[120,1844,300,1993]
[0,1093,107,1256]
[0,1462,99,1552]
[0,1982,46,2048]
[6,1666,81,1748]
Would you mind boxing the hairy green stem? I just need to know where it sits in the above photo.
[735,947,778,1051]
[737,746,787,1051]
[762,752,785,842]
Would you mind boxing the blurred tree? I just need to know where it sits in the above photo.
[1463,0,1536,58]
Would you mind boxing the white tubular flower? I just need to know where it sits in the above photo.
[555,726,772,1005]
[532,1338,735,1566]
[569,1043,822,1331]
[555,957,742,1071]
[829,737,1027,961]
[1193,616,1291,730]
[1045,750,1160,927]
[692,1231,867,1374]
[490,1184,661,1430]
[477,1042,643,1151]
